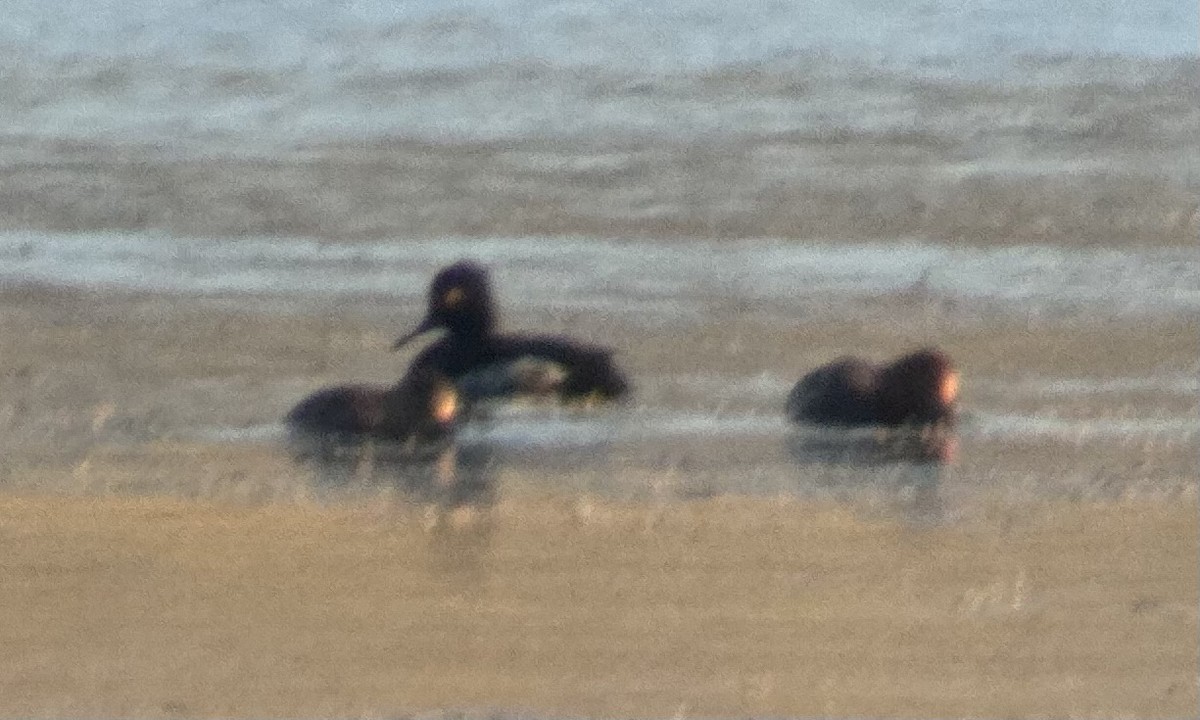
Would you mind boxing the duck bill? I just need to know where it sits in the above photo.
[392,315,437,350]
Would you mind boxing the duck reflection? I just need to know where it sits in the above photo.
[787,424,958,466]
[420,453,497,595]
[786,427,957,524]
[293,437,499,512]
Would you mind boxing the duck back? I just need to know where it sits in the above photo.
[786,356,880,426]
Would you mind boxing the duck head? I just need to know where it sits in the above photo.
[381,368,462,441]
[875,348,959,427]
[393,261,497,349]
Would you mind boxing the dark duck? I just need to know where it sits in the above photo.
[285,367,460,463]
[393,260,630,406]
[786,348,959,430]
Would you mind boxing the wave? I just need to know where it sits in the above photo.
[0,2,1194,245]
[4,233,1197,322]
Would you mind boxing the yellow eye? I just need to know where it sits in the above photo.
[442,287,466,308]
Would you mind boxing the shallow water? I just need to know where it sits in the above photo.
[3,227,1196,510]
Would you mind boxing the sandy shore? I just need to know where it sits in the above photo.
[0,491,1195,718]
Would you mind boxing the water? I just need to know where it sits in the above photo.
[4,232,1199,319]
[0,1,1196,508]
[0,1,1195,244]
[3,1,1194,146]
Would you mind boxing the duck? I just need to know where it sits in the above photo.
[285,367,460,463]
[392,260,630,406]
[786,348,958,429]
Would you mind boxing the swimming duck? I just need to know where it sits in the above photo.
[285,367,460,462]
[786,348,958,429]
[393,260,630,405]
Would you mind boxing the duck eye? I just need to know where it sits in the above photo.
[442,287,466,308]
